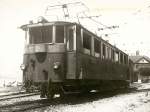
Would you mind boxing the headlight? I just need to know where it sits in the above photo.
[53,62,60,70]
[20,64,26,70]
[38,16,44,23]
[54,65,59,69]
[37,16,48,23]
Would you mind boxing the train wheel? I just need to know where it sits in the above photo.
[40,89,46,98]
[59,86,65,99]
[47,86,55,100]
[81,88,89,94]
[46,92,54,100]
[47,79,54,100]
[40,93,46,98]
[40,82,48,98]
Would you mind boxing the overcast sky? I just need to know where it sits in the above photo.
[0,0,150,81]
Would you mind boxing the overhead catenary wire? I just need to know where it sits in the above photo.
[45,2,89,18]
[45,1,119,32]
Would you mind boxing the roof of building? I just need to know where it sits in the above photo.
[129,55,150,63]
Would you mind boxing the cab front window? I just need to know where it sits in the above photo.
[28,26,53,44]
[25,25,66,44]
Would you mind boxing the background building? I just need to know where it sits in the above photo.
[130,51,150,83]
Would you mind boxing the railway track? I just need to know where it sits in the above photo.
[0,91,26,98]
[0,84,148,112]
[0,99,51,112]
[0,88,139,112]
[0,91,41,112]
[0,92,40,101]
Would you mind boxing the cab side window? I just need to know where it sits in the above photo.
[68,28,74,50]
[56,26,64,43]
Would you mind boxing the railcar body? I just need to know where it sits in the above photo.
[20,19,130,98]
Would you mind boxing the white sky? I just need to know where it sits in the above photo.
[0,0,150,81]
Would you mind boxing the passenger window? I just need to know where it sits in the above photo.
[120,53,123,64]
[111,49,115,61]
[56,26,64,43]
[94,39,100,57]
[107,47,111,59]
[115,51,119,62]
[76,26,81,51]
[83,32,91,55]
[109,48,112,59]
[124,55,128,64]
[102,44,106,59]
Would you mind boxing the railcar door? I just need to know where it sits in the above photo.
[66,26,77,79]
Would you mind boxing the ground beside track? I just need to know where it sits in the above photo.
[0,83,150,112]
[30,83,150,112]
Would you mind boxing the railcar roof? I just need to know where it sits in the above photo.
[20,20,128,56]
[20,21,75,30]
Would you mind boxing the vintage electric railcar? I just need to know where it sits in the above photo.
[20,18,130,98]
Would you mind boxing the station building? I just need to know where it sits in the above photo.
[129,51,150,83]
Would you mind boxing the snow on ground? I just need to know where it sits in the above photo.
[32,82,150,112]
[0,82,150,112]
[0,95,40,107]
[0,86,39,107]
[0,86,23,96]
[39,92,150,112]
[137,83,150,90]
